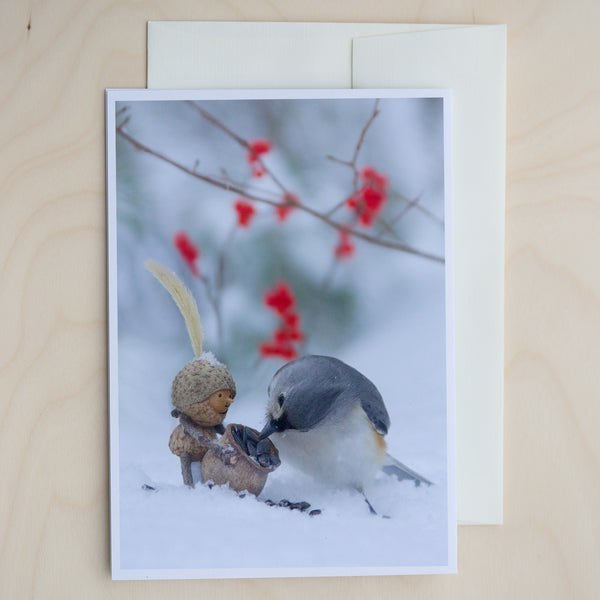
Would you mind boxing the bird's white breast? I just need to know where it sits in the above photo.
[271,404,386,490]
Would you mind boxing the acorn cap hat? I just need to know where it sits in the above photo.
[172,356,236,411]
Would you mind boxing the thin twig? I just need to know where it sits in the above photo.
[185,101,248,147]
[381,203,416,234]
[178,415,238,465]
[306,255,340,350]
[216,224,237,293]
[325,155,354,169]
[210,223,238,354]
[374,216,403,241]
[388,190,444,227]
[207,171,282,202]
[326,99,380,217]
[116,126,444,263]
[325,196,352,218]
[350,98,380,190]
[185,101,289,196]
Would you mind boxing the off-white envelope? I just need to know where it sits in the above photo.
[147,22,506,525]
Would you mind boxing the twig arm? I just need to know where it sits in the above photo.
[177,414,238,465]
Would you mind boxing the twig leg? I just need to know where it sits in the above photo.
[180,452,194,487]
[363,494,378,515]
[362,491,390,518]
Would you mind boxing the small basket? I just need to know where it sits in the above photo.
[200,424,280,496]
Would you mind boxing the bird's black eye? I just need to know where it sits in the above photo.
[277,393,285,408]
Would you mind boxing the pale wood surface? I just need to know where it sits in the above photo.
[1,1,599,598]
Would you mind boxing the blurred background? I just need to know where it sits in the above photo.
[115,96,445,386]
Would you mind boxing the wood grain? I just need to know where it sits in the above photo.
[1,0,599,597]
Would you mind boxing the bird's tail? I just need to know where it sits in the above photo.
[382,453,433,486]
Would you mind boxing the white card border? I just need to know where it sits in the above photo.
[105,87,456,579]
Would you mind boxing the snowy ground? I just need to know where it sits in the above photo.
[115,258,451,576]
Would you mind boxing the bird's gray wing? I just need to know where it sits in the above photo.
[355,378,390,435]
[295,355,390,434]
[382,453,433,486]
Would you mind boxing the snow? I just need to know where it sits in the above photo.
[117,281,449,574]
[192,351,224,367]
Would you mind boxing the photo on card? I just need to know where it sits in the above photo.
[106,88,456,579]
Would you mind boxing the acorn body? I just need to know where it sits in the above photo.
[169,423,218,461]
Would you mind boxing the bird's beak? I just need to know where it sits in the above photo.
[258,420,278,440]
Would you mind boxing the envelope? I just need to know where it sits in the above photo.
[147,22,506,525]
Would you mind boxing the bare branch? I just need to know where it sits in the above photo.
[185,100,248,147]
[374,216,403,241]
[207,172,281,202]
[185,101,290,196]
[325,196,351,218]
[304,256,340,351]
[350,98,380,185]
[116,126,444,263]
[388,190,444,227]
[326,99,380,216]
[118,126,279,207]
[325,155,354,169]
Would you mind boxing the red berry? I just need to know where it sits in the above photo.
[234,200,256,227]
[259,281,303,361]
[275,192,300,222]
[173,231,200,277]
[264,281,296,315]
[335,229,355,259]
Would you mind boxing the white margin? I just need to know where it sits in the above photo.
[105,88,456,579]
[443,92,458,574]
[106,90,121,579]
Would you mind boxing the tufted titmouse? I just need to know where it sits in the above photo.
[259,355,431,506]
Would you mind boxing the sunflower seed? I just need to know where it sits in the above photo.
[257,454,272,468]
[246,438,257,457]
[256,439,272,456]
[245,428,259,444]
